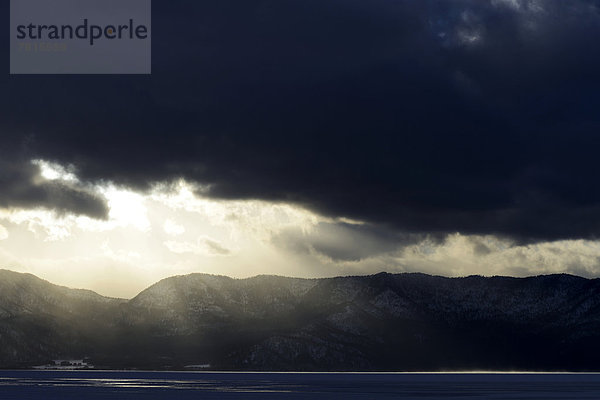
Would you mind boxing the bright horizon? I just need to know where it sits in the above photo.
[1,161,599,298]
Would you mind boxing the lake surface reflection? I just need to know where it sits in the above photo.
[1,371,600,399]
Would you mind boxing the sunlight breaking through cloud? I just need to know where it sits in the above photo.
[3,161,600,297]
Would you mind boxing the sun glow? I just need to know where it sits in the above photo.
[0,161,333,296]
[101,186,150,231]
[3,160,600,298]
[32,159,78,182]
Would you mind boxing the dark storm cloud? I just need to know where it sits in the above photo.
[272,222,425,262]
[0,159,108,219]
[2,0,600,240]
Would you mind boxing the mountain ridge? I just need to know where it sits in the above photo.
[5,268,592,300]
[1,269,600,371]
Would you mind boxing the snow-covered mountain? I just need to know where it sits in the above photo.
[2,269,600,371]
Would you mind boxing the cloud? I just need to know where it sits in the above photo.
[272,222,423,262]
[0,160,108,219]
[201,237,232,256]
[2,174,600,297]
[395,234,600,279]
[164,236,232,257]
[0,225,7,241]
[164,219,185,236]
[0,0,600,242]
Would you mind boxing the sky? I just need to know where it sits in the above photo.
[2,0,600,298]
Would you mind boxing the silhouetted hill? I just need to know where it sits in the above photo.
[2,269,600,371]
[0,270,124,366]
